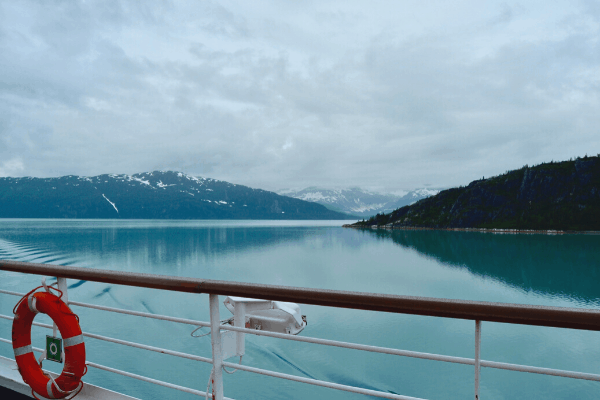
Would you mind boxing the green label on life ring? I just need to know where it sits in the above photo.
[46,336,62,363]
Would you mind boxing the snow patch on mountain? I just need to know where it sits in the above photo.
[102,194,119,213]
[157,181,176,188]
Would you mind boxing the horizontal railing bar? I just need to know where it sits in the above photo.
[222,325,475,365]
[0,314,212,364]
[480,360,600,381]
[0,313,54,329]
[2,260,600,331]
[82,331,213,364]
[0,337,43,353]
[221,360,426,400]
[0,289,23,297]
[0,289,212,328]
[85,361,224,398]
[69,300,212,328]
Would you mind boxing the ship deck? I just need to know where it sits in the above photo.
[0,356,138,399]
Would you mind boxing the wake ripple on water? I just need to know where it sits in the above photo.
[0,238,79,267]
[270,350,317,380]
[91,286,132,308]
[141,301,156,314]
[0,238,96,293]
[323,370,389,394]
[93,287,112,298]
[68,280,87,289]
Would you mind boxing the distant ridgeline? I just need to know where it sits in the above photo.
[0,171,350,219]
[352,156,600,231]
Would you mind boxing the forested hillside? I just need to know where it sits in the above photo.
[352,156,600,231]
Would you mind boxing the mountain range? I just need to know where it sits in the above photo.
[277,187,439,217]
[0,171,351,220]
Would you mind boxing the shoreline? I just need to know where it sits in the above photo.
[342,224,600,235]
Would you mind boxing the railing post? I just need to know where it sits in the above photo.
[55,277,69,338]
[209,294,224,400]
[475,320,481,400]
[57,277,69,303]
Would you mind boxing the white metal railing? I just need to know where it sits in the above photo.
[1,268,600,399]
[0,285,427,400]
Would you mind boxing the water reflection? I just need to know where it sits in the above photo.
[0,220,368,289]
[367,229,600,303]
[0,223,319,268]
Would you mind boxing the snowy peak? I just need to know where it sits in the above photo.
[278,187,440,217]
[80,171,211,190]
[407,188,440,199]
[70,171,239,200]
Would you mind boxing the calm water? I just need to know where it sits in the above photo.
[1,219,599,400]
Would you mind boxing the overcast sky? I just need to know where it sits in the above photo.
[1,1,599,192]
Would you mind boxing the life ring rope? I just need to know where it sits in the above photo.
[12,285,45,314]
[12,281,86,399]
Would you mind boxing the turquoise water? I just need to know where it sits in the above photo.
[0,219,599,399]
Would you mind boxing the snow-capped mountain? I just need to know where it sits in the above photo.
[277,187,440,218]
[0,171,350,220]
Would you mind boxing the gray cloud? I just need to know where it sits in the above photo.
[1,0,599,193]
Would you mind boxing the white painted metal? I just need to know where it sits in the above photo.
[479,360,600,381]
[221,360,427,400]
[223,297,270,313]
[209,294,225,400]
[53,277,68,340]
[69,300,211,328]
[0,288,203,329]
[82,331,212,364]
[0,289,24,297]
[219,330,238,361]
[0,313,53,329]
[224,296,305,335]
[233,302,245,356]
[0,337,42,352]
[57,277,68,303]
[475,320,481,400]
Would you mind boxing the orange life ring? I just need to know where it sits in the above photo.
[12,290,86,399]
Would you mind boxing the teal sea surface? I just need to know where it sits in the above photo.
[1,219,599,399]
